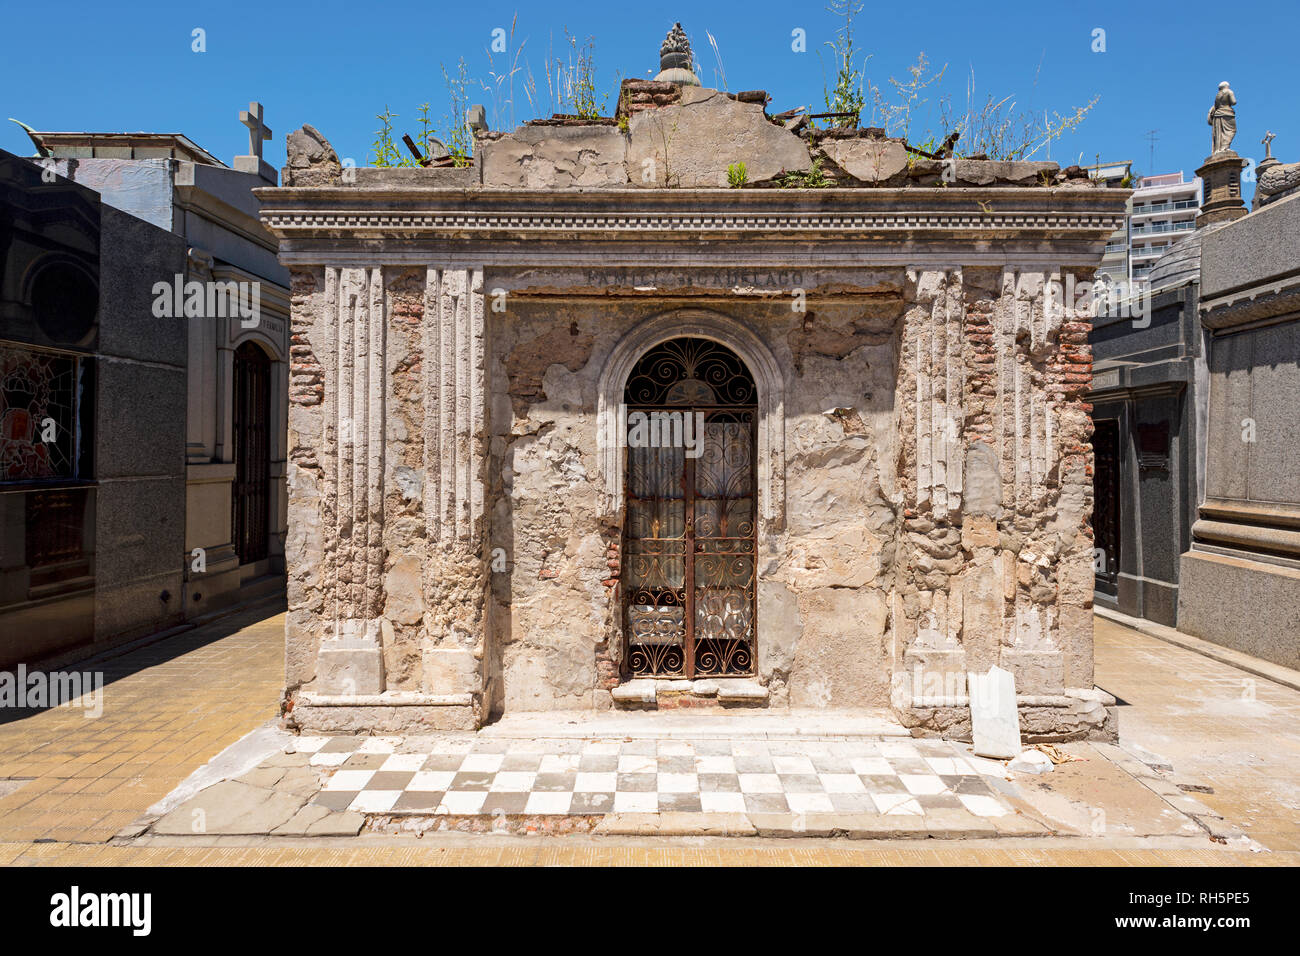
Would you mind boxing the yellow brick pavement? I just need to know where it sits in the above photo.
[0,602,283,844]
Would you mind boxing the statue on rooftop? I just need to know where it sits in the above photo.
[1208,82,1237,154]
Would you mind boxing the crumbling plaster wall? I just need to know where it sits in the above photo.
[481,266,1095,717]
[488,291,900,713]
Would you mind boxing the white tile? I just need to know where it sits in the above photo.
[574,772,618,792]
[900,774,946,795]
[700,792,748,813]
[323,769,375,791]
[289,736,328,754]
[459,753,505,773]
[924,757,962,775]
[737,773,783,794]
[357,736,401,754]
[849,757,894,776]
[786,792,835,814]
[490,772,537,792]
[819,773,867,793]
[349,790,401,813]
[658,773,699,793]
[438,791,487,814]
[731,741,766,757]
[772,755,816,774]
[538,754,581,773]
[618,755,658,774]
[379,753,428,772]
[524,792,573,815]
[872,793,923,815]
[878,741,919,758]
[695,755,737,774]
[967,755,1010,776]
[613,791,658,813]
[658,741,694,756]
[309,751,351,767]
[959,794,1009,817]
[583,740,622,755]
[407,770,456,791]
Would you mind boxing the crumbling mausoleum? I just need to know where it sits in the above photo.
[257,26,1127,741]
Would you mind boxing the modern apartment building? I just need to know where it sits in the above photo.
[1129,172,1202,285]
[1085,160,1134,287]
[1085,164,1203,290]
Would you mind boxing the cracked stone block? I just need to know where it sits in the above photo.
[152,780,308,835]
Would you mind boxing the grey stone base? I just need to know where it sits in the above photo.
[895,687,1119,743]
[288,692,481,733]
[1177,550,1300,670]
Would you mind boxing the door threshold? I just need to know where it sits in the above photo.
[480,708,912,739]
[613,676,768,709]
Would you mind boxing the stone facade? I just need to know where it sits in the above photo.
[258,97,1126,740]
[1178,189,1300,669]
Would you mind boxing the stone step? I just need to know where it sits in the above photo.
[612,678,769,710]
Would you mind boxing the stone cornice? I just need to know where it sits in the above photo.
[1200,273,1300,333]
[254,186,1126,247]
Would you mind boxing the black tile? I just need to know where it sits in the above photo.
[532,772,577,792]
[391,791,444,812]
[616,773,657,792]
[658,792,702,813]
[448,771,494,792]
[570,792,615,813]
[367,771,415,790]
[698,773,742,793]
[313,791,357,811]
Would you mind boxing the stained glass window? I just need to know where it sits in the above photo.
[0,345,81,481]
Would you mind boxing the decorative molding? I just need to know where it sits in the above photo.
[256,186,1128,245]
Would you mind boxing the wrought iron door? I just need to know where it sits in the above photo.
[623,338,757,678]
[232,342,271,565]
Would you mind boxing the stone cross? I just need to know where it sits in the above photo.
[1262,130,1276,161]
[239,101,272,160]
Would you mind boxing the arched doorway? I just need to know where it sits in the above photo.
[231,341,271,566]
[622,337,757,678]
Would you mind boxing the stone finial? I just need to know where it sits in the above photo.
[283,124,342,186]
[1262,130,1276,161]
[654,22,700,87]
[660,22,691,70]
[466,104,488,133]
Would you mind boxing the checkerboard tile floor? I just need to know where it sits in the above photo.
[294,735,1015,818]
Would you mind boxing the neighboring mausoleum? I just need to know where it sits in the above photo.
[258,26,1128,740]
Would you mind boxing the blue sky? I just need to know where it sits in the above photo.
[3,0,1297,180]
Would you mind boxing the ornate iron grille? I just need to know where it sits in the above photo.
[623,338,757,678]
[232,342,271,565]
